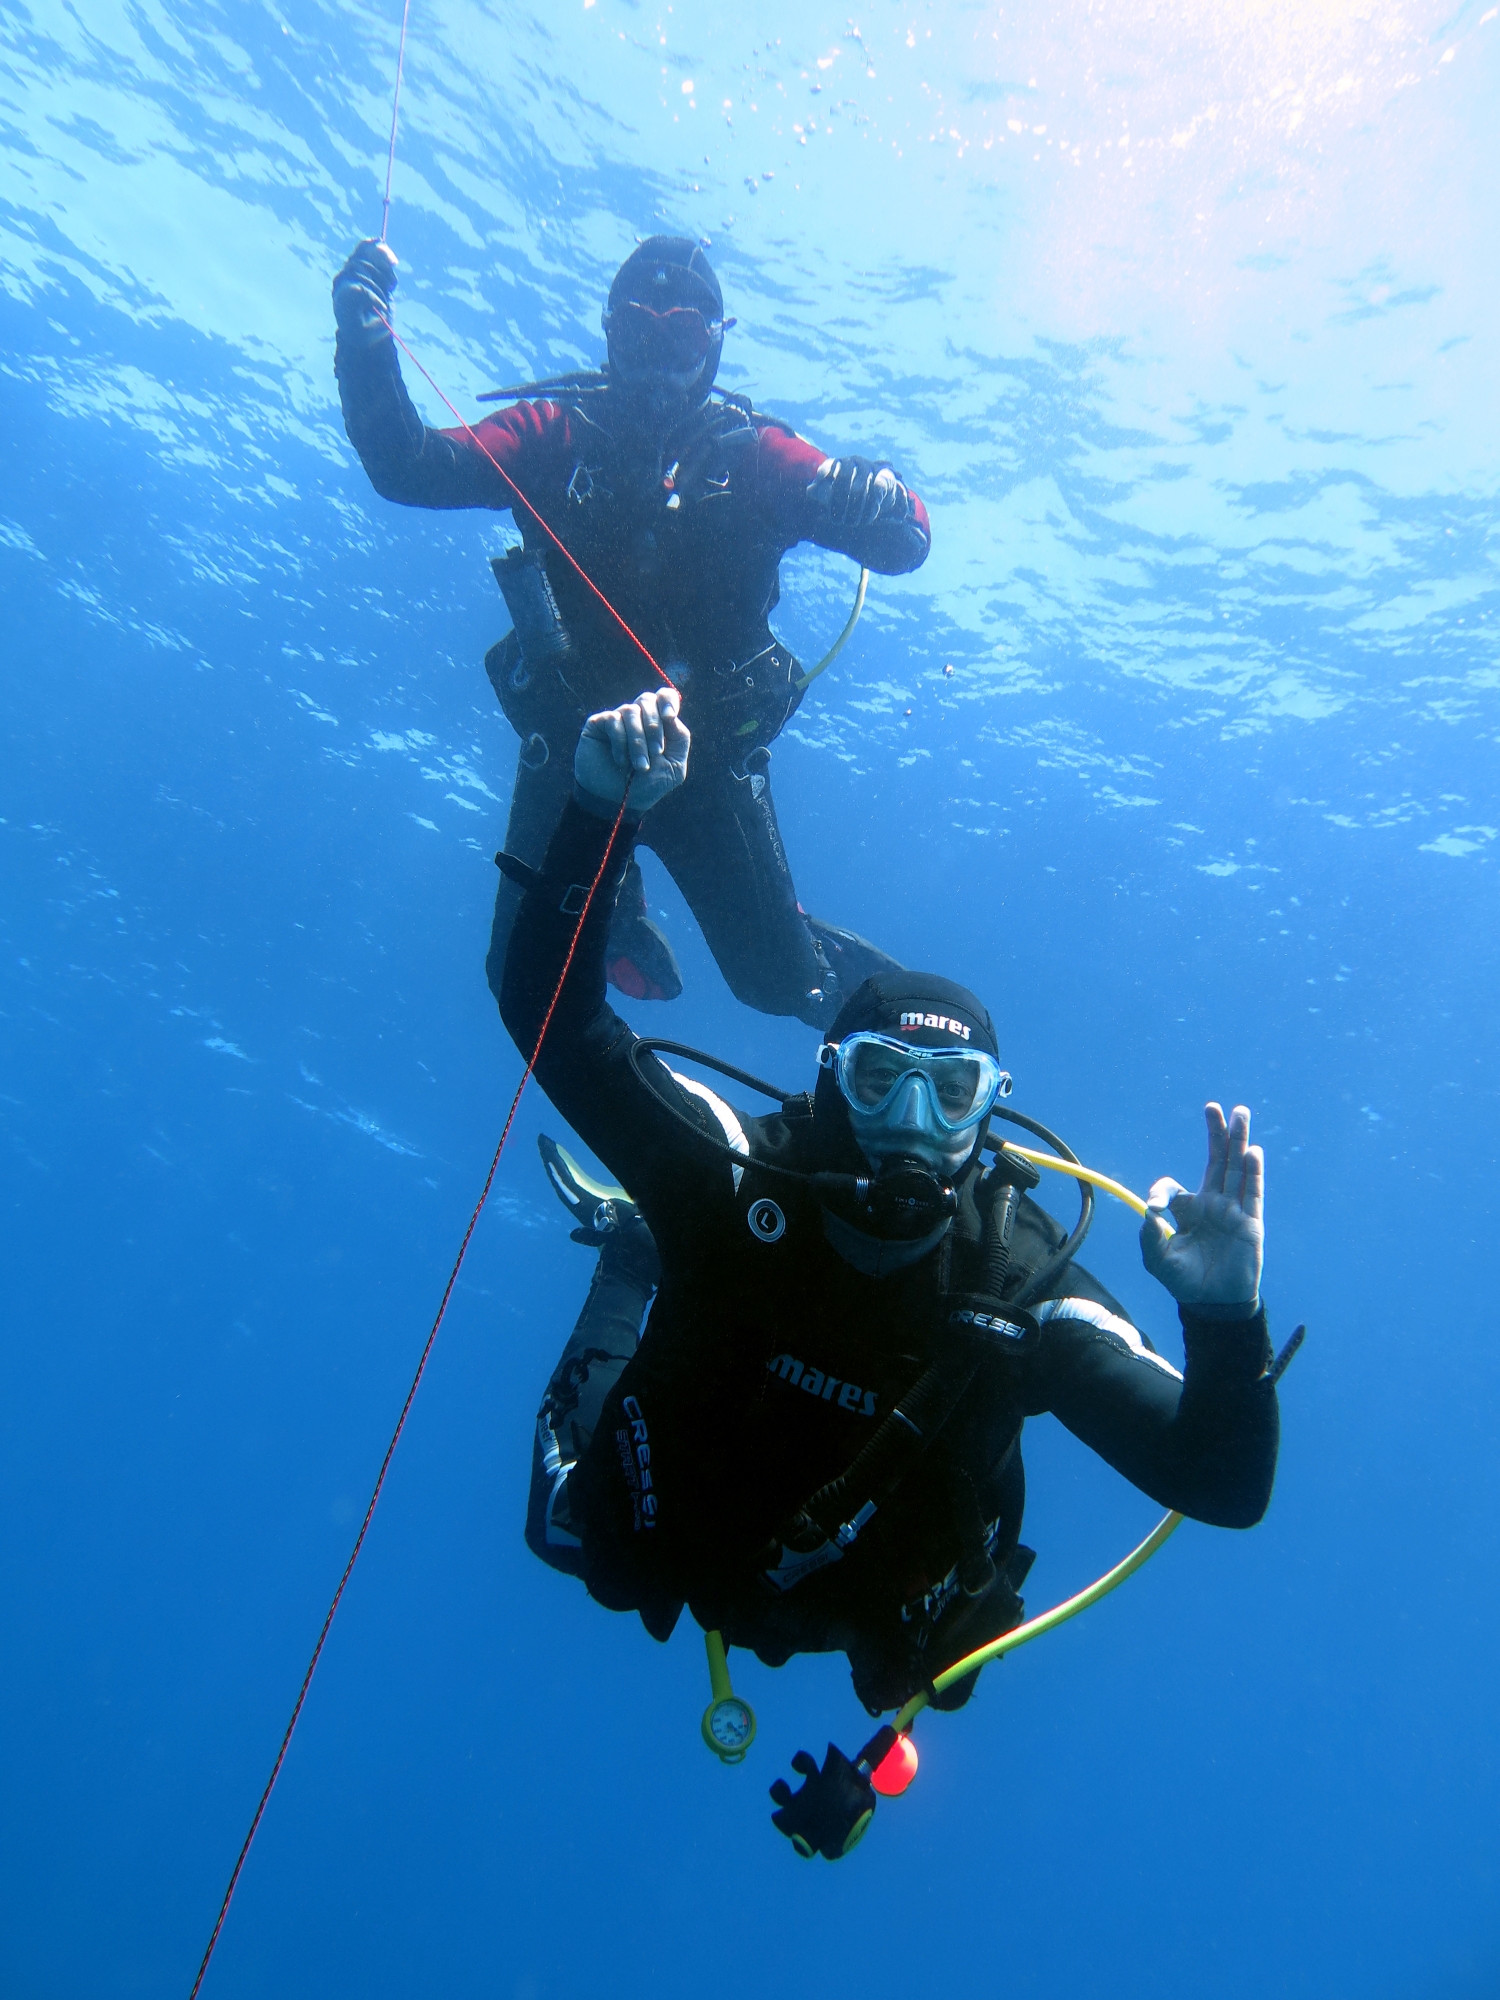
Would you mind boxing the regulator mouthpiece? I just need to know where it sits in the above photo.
[811,1158,959,1242]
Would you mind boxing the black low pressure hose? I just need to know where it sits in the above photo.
[941,1447,999,1597]
[629,1037,1095,1298]
[630,1037,795,1107]
[987,1106,1095,1305]
[476,368,608,402]
[799,1344,984,1543]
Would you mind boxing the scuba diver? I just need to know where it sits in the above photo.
[332,233,932,1028]
[501,689,1282,1855]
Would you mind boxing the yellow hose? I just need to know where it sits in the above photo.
[999,1142,1151,1218]
[706,1629,733,1704]
[893,1510,1185,1735]
[794,567,869,693]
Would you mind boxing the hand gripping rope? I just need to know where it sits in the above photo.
[187,12,676,1988]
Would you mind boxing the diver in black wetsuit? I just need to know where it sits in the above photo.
[503,688,1281,1741]
[332,234,932,1027]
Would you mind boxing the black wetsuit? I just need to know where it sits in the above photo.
[503,795,1281,1710]
[335,335,932,1024]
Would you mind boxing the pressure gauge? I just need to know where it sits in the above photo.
[702,1694,757,1763]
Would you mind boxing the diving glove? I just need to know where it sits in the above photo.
[769,1744,878,1861]
[333,238,398,348]
[805,455,913,529]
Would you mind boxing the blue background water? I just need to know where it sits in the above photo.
[2,1,1497,1993]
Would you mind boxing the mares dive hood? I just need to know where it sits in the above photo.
[604,236,728,409]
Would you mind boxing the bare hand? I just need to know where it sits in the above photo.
[574,688,690,813]
[1140,1102,1264,1310]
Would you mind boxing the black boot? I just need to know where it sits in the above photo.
[803,915,904,998]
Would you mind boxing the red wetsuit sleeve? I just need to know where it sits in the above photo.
[427,399,574,511]
[335,325,574,512]
[755,422,932,575]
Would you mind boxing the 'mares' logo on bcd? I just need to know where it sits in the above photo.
[766,1352,878,1417]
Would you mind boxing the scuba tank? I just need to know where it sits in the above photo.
[490,546,573,689]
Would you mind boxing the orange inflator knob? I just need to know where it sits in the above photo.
[870,1733,919,1797]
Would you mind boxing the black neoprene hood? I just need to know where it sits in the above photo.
[825,971,999,1057]
[608,236,723,319]
[604,237,725,404]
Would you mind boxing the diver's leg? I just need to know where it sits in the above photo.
[800,915,905,1002]
[644,749,832,1024]
[646,749,902,1027]
[485,732,573,1008]
[524,1141,660,1576]
[604,856,683,1002]
[523,1229,658,1575]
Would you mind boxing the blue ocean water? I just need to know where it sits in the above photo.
[3,0,1497,1993]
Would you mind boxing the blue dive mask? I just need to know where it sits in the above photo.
[820,1031,1011,1137]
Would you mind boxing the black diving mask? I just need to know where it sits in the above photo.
[605,299,735,372]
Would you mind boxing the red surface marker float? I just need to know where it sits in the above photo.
[869,1733,920,1798]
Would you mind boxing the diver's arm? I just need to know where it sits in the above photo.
[336,339,559,510]
[1029,1299,1278,1528]
[505,698,758,1620]
[756,425,932,574]
[332,239,560,510]
[498,692,721,1231]
[1030,1101,1278,1527]
[497,790,635,1047]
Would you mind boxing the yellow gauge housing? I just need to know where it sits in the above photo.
[701,1631,757,1763]
[702,1694,757,1763]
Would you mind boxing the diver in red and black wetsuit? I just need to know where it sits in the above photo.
[332,234,932,1027]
